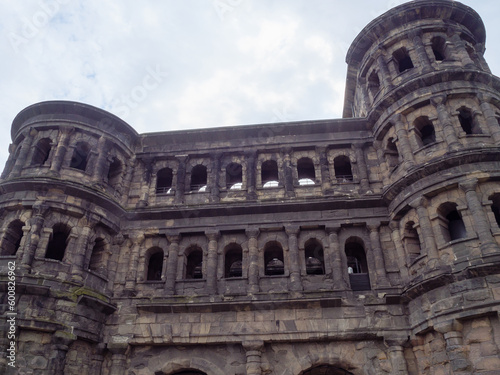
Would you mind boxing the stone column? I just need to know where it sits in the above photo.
[47,330,77,375]
[385,336,410,375]
[137,158,153,208]
[448,30,476,68]
[205,230,220,295]
[410,30,432,72]
[367,224,391,288]
[388,221,410,280]
[374,140,390,187]
[243,340,264,375]
[120,156,136,206]
[376,48,395,90]
[410,337,426,375]
[19,202,48,274]
[91,135,110,185]
[326,226,349,290]
[107,343,129,375]
[459,178,498,255]
[317,146,331,193]
[410,198,440,266]
[164,234,181,295]
[246,151,258,200]
[90,344,106,375]
[210,154,222,203]
[174,155,187,204]
[352,143,371,193]
[478,93,500,144]
[435,320,472,374]
[71,223,94,284]
[107,234,125,295]
[431,95,461,152]
[392,114,415,169]
[124,233,145,293]
[246,228,260,294]
[357,77,370,111]
[285,226,303,292]
[281,148,295,198]
[13,225,31,263]
[10,129,36,177]
[49,127,74,175]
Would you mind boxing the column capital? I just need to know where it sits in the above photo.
[243,340,264,353]
[409,196,430,209]
[205,230,220,241]
[245,228,260,238]
[388,220,400,231]
[285,225,300,236]
[367,223,381,232]
[434,319,463,334]
[390,113,406,125]
[459,178,478,193]
[430,94,448,107]
[477,92,492,103]
[325,226,341,234]
[166,234,182,244]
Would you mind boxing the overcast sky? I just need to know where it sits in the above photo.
[0,0,498,170]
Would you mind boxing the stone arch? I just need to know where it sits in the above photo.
[30,137,52,166]
[258,231,289,277]
[295,350,361,375]
[223,242,243,278]
[328,149,357,184]
[1,219,26,256]
[159,357,225,375]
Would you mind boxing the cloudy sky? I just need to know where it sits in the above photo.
[0,0,498,170]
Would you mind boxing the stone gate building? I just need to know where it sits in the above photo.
[2,1,500,374]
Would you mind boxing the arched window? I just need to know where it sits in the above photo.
[264,241,284,275]
[88,237,107,273]
[31,138,52,166]
[107,157,122,189]
[261,160,279,188]
[333,155,353,182]
[297,157,315,186]
[403,221,421,261]
[385,137,399,168]
[345,237,370,291]
[185,246,203,279]
[489,193,500,227]
[46,224,71,261]
[226,163,243,190]
[414,116,436,146]
[1,220,25,256]
[301,365,354,375]
[438,202,467,242]
[156,167,173,194]
[458,107,482,135]
[70,142,90,171]
[432,36,447,61]
[368,70,380,98]
[190,165,207,192]
[224,244,243,278]
[146,248,164,281]
[304,239,324,275]
[393,47,414,73]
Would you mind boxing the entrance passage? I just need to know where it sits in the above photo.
[302,365,354,375]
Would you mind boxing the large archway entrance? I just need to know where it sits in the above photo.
[301,365,354,375]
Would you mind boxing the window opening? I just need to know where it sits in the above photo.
[368,70,381,98]
[345,238,370,291]
[264,242,284,275]
[46,224,70,261]
[394,48,414,73]
[1,220,25,256]
[70,142,90,171]
[305,239,324,275]
[333,155,353,182]
[489,194,500,227]
[31,138,52,165]
[301,365,354,375]
[225,245,243,278]
[403,221,421,261]
[458,107,481,135]
[156,167,173,194]
[438,202,467,242]
[414,116,436,146]
[226,162,243,189]
[186,247,203,279]
[190,164,207,192]
[107,157,122,189]
[147,249,163,281]
[88,237,107,273]
[432,36,446,61]
[261,160,279,187]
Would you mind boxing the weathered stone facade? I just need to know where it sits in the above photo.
[1,1,500,374]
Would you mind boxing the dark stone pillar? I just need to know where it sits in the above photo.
[459,178,498,255]
[386,336,410,375]
[448,29,476,68]
[478,93,500,143]
[120,156,136,206]
[205,230,220,294]
[71,222,95,284]
[107,343,129,375]
[10,129,36,177]
[326,226,349,290]
[174,155,187,204]
[388,221,410,280]
[392,114,415,169]
[137,158,153,208]
[367,224,391,288]
[19,202,49,274]
[410,197,440,266]
[246,228,260,294]
[435,320,472,374]
[243,341,264,375]
[49,127,74,175]
[285,226,303,292]
[431,95,461,152]
[376,48,395,91]
[124,233,145,293]
[352,143,370,193]
[410,30,432,72]
[91,135,110,186]
[210,153,222,203]
[281,148,295,197]
[316,146,331,193]
[48,330,77,375]
[246,151,258,200]
[165,234,181,295]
